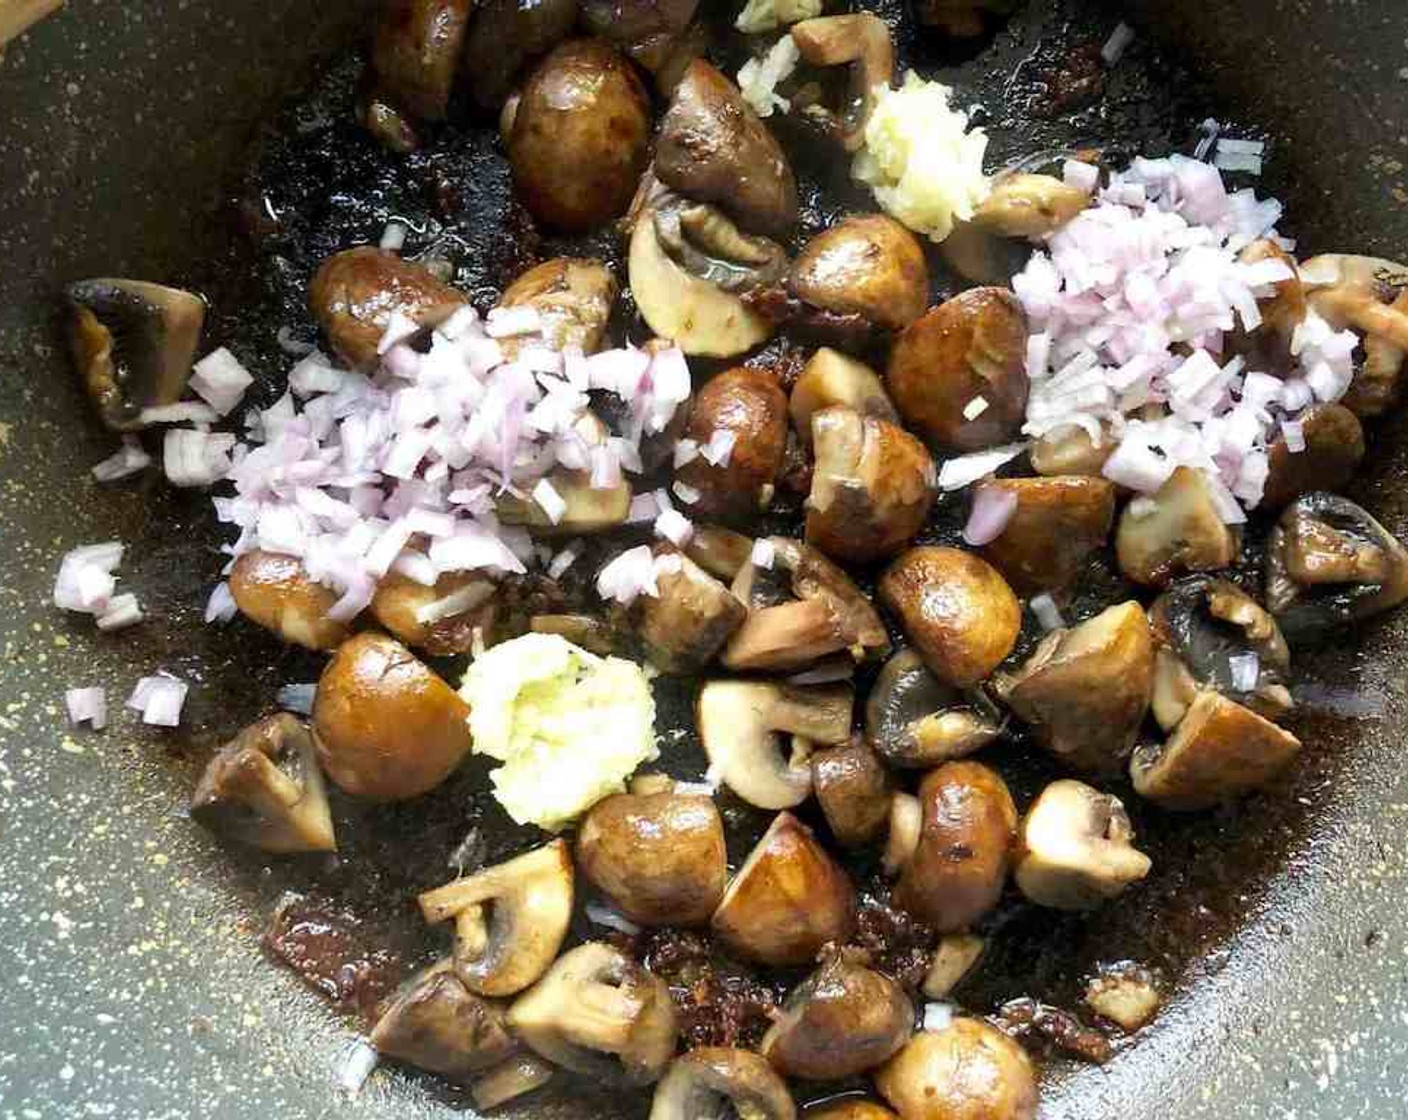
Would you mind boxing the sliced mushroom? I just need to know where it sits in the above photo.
[1030,422,1113,478]
[189,713,336,853]
[812,740,893,847]
[229,550,352,651]
[789,216,927,334]
[886,288,1030,452]
[761,952,913,1080]
[65,279,206,431]
[973,173,1090,239]
[635,549,747,673]
[654,195,790,292]
[650,1048,796,1120]
[655,60,799,237]
[508,942,678,1085]
[1129,691,1302,811]
[675,367,789,522]
[370,571,497,657]
[711,812,857,966]
[1265,492,1408,643]
[790,349,898,444]
[685,524,756,581]
[370,0,472,121]
[726,537,891,671]
[876,1019,1038,1120]
[498,257,617,358]
[879,547,1021,688]
[471,1053,557,1111]
[865,649,1001,769]
[497,468,632,534]
[419,841,573,1000]
[577,785,727,926]
[1148,576,1292,730]
[892,761,1017,933]
[1114,467,1238,588]
[462,0,579,111]
[993,601,1155,775]
[1013,780,1151,910]
[1083,964,1163,1033]
[697,679,852,808]
[975,476,1116,593]
[921,934,985,1000]
[806,407,937,565]
[1261,403,1365,509]
[788,15,895,151]
[370,960,517,1081]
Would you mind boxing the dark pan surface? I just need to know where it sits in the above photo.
[2,1,1408,1116]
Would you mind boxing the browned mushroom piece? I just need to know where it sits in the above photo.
[974,475,1116,593]
[419,840,575,997]
[1302,255,1408,415]
[806,1103,899,1120]
[921,934,985,1000]
[865,649,1002,769]
[676,367,789,524]
[1350,287,1408,417]
[725,537,891,672]
[788,15,895,152]
[886,289,1030,452]
[761,951,914,1080]
[65,279,206,431]
[370,0,472,122]
[370,571,497,657]
[635,549,747,673]
[189,713,336,853]
[812,740,893,847]
[1148,576,1292,731]
[1029,423,1113,477]
[309,246,468,370]
[497,257,617,358]
[875,1019,1038,1120]
[471,1053,558,1111]
[651,193,790,294]
[685,524,756,581]
[312,632,474,800]
[1265,492,1408,643]
[463,0,580,112]
[973,173,1090,239]
[651,1048,797,1120]
[1226,238,1306,372]
[697,679,852,808]
[806,407,936,566]
[508,942,678,1085]
[892,761,1017,933]
[711,812,857,967]
[790,349,898,444]
[228,550,353,651]
[1130,691,1302,810]
[528,613,620,656]
[993,601,1155,775]
[1013,780,1151,910]
[1261,403,1365,509]
[508,41,652,232]
[370,960,518,1082]
[1114,467,1238,587]
[577,783,727,926]
[789,217,928,336]
[879,547,1021,688]
[580,0,701,74]
[655,60,799,238]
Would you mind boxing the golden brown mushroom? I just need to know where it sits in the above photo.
[973,173,1090,239]
[974,475,1116,593]
[370,960,517,1082]
[370,571,497,657]
[497,257,617,357]
[789,216,928,333]
[812,740,893,848]
[369,0,472,122]
[651,1048,796,1120]
[1013,780,1152,910]
[635,549,747,673]
[788,15,895,151]
[676,367,789,524]
[229,550,352,651]
[1261,403,1365,510]
[1114,467,1238,588]
[876,1019,1038,1120]
[790,349,899,443]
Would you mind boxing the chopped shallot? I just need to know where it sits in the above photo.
[127,673,188,727]
[189,348,255,416]
[962,486,1018,546]
[276,682,318,715]
[1030,593,1065,632]
[65,687,107,730]
[92,437,152,482]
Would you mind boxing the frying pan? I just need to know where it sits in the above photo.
[2,0,1407,1116]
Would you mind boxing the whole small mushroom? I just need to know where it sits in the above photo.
[650,1048,796,1120]
[676,367,789,524]
[229,550,352,651]
[1115,467,1238,587]
[812,740,893,847]
[974,476,1116,593]
[1013,780,1152,910]
[876,1019,1038,1120]
[370,960,517,1081]
[865,648,1002,769]
[789,216,928,332]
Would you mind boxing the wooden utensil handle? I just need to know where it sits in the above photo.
[0,0,63,49]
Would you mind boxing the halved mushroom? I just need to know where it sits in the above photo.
[1303,255,1408,416]
[462,0,580,111]
[1265,492,1408,642]
[921,934,985,1000]
[879,547,1021,688]
[675,367,789,522]
[1115,467,1238,588]
[1012,780,1151,910]
[876,1019,1038,1120]
[891,761,1017,933]
[1350,288,1408,418]
[418,840,574,997]
[229,550,352,651]
[1030,422,1113,478]
[812,740,893,847]
[865,649,1002,769]
[1083,964,1163,1033]
[651,1048,796,1120]
[788,15,895,151]
[189,713,336,853]
[654,194,790,292]
[636,549,747,673]
[577,784,727,926]
[370,571,497,656]
[886,288,1030,452]
[497,468,633,534]
[1226,239,1306,372]
[370,0,472,122]
[471,1054,557,1111]
[806,407,937,565]
[973,173,1090,239]
[1261,403,1364,510]
[508,942,678,1085]
[725,537,891,671]
[1148,576,1292,730]
[1129,691,1302,811]
[697,680,852,808]
[370,960,517,1081]
[685,524,756,581]
[65,279,206,431]
[655,60,798,237]
[938,220,1034,287]
[790,349,898,444]
[711,811,857,966]
[761,951,913,1080]
[806,1104,899,1120]
[788,216,928,334]
[975,476,1116,593]
[498,258,617,358]
[993,601,1155,775]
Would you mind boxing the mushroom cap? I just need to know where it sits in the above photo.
[498,257,618,357]
[369,960,516,1081]
[711,812,857,966]
[1261,403,1365,510]
[1013,779,1152,910]
[461,0,580,110]
[886,288,1030,452]
[676,367,789,524]
[789,216,928,331]
[650,1047,796,1120]
[875,1020,1038,1120]
[229,550,352,651]
[370,0,472,121]
[975,475,1116,594]
[577,788,727,926]
[312,632,473,800]
[865,648,1001,769]
[879,547,1021,688]
[812,740,894,848]
[972,173,1090,239]
[369,571,496,657]
[1115,466,1238,588]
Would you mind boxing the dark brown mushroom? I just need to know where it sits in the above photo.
[370,961,517,1081]
[580,0,701,74]
[229,550,353,651]
[789,216,927,335]
[1226,239,1306,373]
[973,173,1089,239]
[652,194,790,293]
[865,649,1002,769]
[875,1019,1038,1120]
[1261,403,1365,510]
[812,740,893,847]
[650,1048,796,1120]
[370,571,497,657]
[462,0,579,111]
[790,349,898,444]
[635,549,747,673]
[369,0,472,122]
[974,475,1115,593]
[787,15,895,152]
[1114,467,1238,588]
[685,524,756,582]
[497,257,617,357]
[1013,780,1151,910]
[676,367,789,524]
